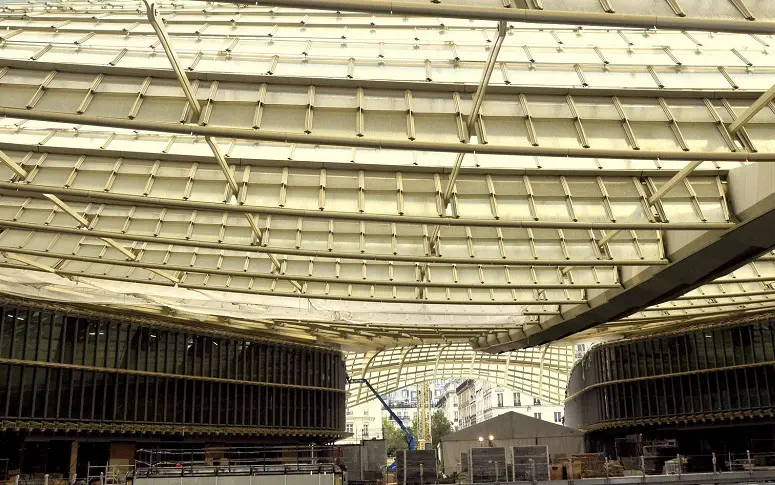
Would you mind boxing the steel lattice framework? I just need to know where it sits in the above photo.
[1,0,775,402]
[345,344,576,406]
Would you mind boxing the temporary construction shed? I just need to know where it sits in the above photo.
[439,412,584,476]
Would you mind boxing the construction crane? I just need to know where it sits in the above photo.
[347,377,416,471]
[414,383,432,450]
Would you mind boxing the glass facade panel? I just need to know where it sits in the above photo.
[566,314,775,431]
[0,298,346,438]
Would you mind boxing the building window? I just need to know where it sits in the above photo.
[534,413,542,420]
[362,425,369,438]
[576,344,586,352]
[533,398,541,405]
[346,423,354,434]
[364,409,369,416]
[554,412,563,423]
[402,389,409,399]
[514,393,521,406]
[497,393,504,407]
[346,408,354,416]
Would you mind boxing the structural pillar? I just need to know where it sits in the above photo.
[69,441,78,482]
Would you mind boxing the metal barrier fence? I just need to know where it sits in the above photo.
[134,445,342,478]
[448,451,775,484]
[86,465,134,485]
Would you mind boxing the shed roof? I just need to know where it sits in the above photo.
[441,412,583,443]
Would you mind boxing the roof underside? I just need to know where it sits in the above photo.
[1,0,775,401]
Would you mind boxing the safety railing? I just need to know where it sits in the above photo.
[86,465,134,485]
[134,445,343,478]
[448,450,775,484]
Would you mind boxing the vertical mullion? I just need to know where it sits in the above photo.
[78,319,89,420]
[55,314,66,420]
[122,325,131,422]
[5,307,18,417]
[154,331,160,423]
[133,328,141,422]
[242,342,247,426]
[67,317,78,420]
[217,339,223,424]
[30,311,42,418]
[101,321,111,421]
[112,323,121,422]
[90,321,100,420]
[225,341,231,425]
[182,333,188,424]
[166,332,174,424]
[43,313,55,419]
[285,349,291,427]
[759,323,771,407]
[145,328,151,422]
[16,309,29,419]
[209,338,214,425]
[199,340,205,425]
[0,305,5,358]
[740,328,752,409]
[233,342,240,425]
[263,346,269,426]
[721,331,733,410]
[191,336,198,423]
[163,332,169,423]
[273,347,278,427]
[250,343,255,426]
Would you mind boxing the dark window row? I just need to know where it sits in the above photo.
[567,365,775,429]
[568,318,775,395]
[0,303,343,390]
[565,315,775,430]
[0,363,343,429]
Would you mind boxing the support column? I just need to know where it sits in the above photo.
[69,441,78,482]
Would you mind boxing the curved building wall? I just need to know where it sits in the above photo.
[566,314,775,431]
[0,298,346,440]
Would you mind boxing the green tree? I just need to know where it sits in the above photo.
[382,417,410,456]
[431,409,453,445]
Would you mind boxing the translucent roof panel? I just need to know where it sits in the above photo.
[0,0,771,378]
[345,344,578,406]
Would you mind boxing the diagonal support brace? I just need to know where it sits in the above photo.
[144,0,303,292]
[429,20,507,250]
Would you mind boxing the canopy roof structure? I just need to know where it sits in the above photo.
[1,0,775,404]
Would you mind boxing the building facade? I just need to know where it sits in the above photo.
[565,313,775,461]
[339,398,385,444]
[456,380,566,429]
[436,381,460,430]
[0,297,347,474]
[457,380,478,429]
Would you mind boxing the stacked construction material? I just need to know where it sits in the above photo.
[397,450,436,485]
[607,461,625,477]
[513,445,550,481]
[469,447,507,483]
[663,457,687,475]
[572,453,607,478]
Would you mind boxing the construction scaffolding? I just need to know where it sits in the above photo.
[415,384,432,450]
